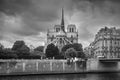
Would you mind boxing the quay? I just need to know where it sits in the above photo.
[0,59,120,76]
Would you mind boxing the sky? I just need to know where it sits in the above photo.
[0,0,120,48]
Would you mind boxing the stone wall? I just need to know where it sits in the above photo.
[0,59,120,75]
[0,60,86,75]
[86,59,120,72]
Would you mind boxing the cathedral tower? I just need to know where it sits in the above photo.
[45,9,78,52]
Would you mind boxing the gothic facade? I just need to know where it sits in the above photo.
[46,9,78,52]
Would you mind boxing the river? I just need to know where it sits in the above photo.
[0,73,120,80]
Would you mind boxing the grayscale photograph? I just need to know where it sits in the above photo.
[0,0,120,80]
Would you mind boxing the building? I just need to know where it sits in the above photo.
[45,9,78,52]
[89,27,120,58]
[84,44,94,58]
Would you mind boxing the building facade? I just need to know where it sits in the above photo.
[84,44,94,58]
[46,9,78,52]
[89,27,120,58]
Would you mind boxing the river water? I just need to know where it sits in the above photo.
[0,73,120,80]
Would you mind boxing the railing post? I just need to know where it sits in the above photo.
[22,62,25,72]
[7,62,10,73]
[75,62,77,71]
[50,61,52,71]
[63,62,65,71]
[36,61,38,72]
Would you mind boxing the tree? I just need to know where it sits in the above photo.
[18,45,30,53]
[61,44,73,53]
[65,48,77,58]
[61,43,83,53]
[34,46,44,52]
[0,43,4,50]
[0,48,18,59]
[30,51,45,59]
[45,43,59,58]
[12,41,25,51]
[0,43,4,54]
[12,40,30,58]
[72,43,83,51]
[62,43,85,58]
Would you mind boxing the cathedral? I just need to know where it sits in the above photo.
[46,9,78,52]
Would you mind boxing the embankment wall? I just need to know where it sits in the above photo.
[0,59,120,75]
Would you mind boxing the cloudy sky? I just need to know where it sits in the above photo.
[0,0,120,48]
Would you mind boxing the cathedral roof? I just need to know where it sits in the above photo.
[49,36,72,51]
[56,29,66,37]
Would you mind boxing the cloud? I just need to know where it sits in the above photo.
[68,0,120,47]
[0,0,120,48]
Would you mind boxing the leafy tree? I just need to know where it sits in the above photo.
[62,43,85,58]
[45,43,59,58]
[77,51,86,58]
[0,43,18,59]
[12,41,25,50]
[18,45,30,53]
[61,44,73,53]
[0,48,17,59]
[0,43,4,50]
[0,43,4,53]
[12,40,30,58]
[65,48,77,58]
[30,51,45,59]
[34,46,44,52]
[72,43,83,51]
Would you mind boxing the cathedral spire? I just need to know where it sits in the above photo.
[61,8,65,32]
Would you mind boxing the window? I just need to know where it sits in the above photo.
[71,40,73,43]
[71,35,73,38]
[72,28,74,32]
[56,28,60,32]
[60,38,62,44]
[69,28,71,32]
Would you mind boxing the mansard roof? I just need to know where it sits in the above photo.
[97,27,120,35]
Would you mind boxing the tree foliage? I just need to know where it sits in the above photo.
[72,43,83,51]
[62,43,83,52]
[12,41,25,51]
[30,51,45,59]
[34,46,44,52]
[0,41,46,59]
[12,40,30,58]
[65,48,77,58]
[62,43,85,58]
[0,48,18,59]
[0,43,4,53]
[45,43,59,58]
[61,44,73,53]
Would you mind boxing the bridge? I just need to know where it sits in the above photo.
[97,54,120,62]
[99,58,120,62]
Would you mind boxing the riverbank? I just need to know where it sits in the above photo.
[0,59,120,76]
[1,70,120,77]
[1,73,120,80]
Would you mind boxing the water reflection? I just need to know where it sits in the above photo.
[0,73,120,80]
